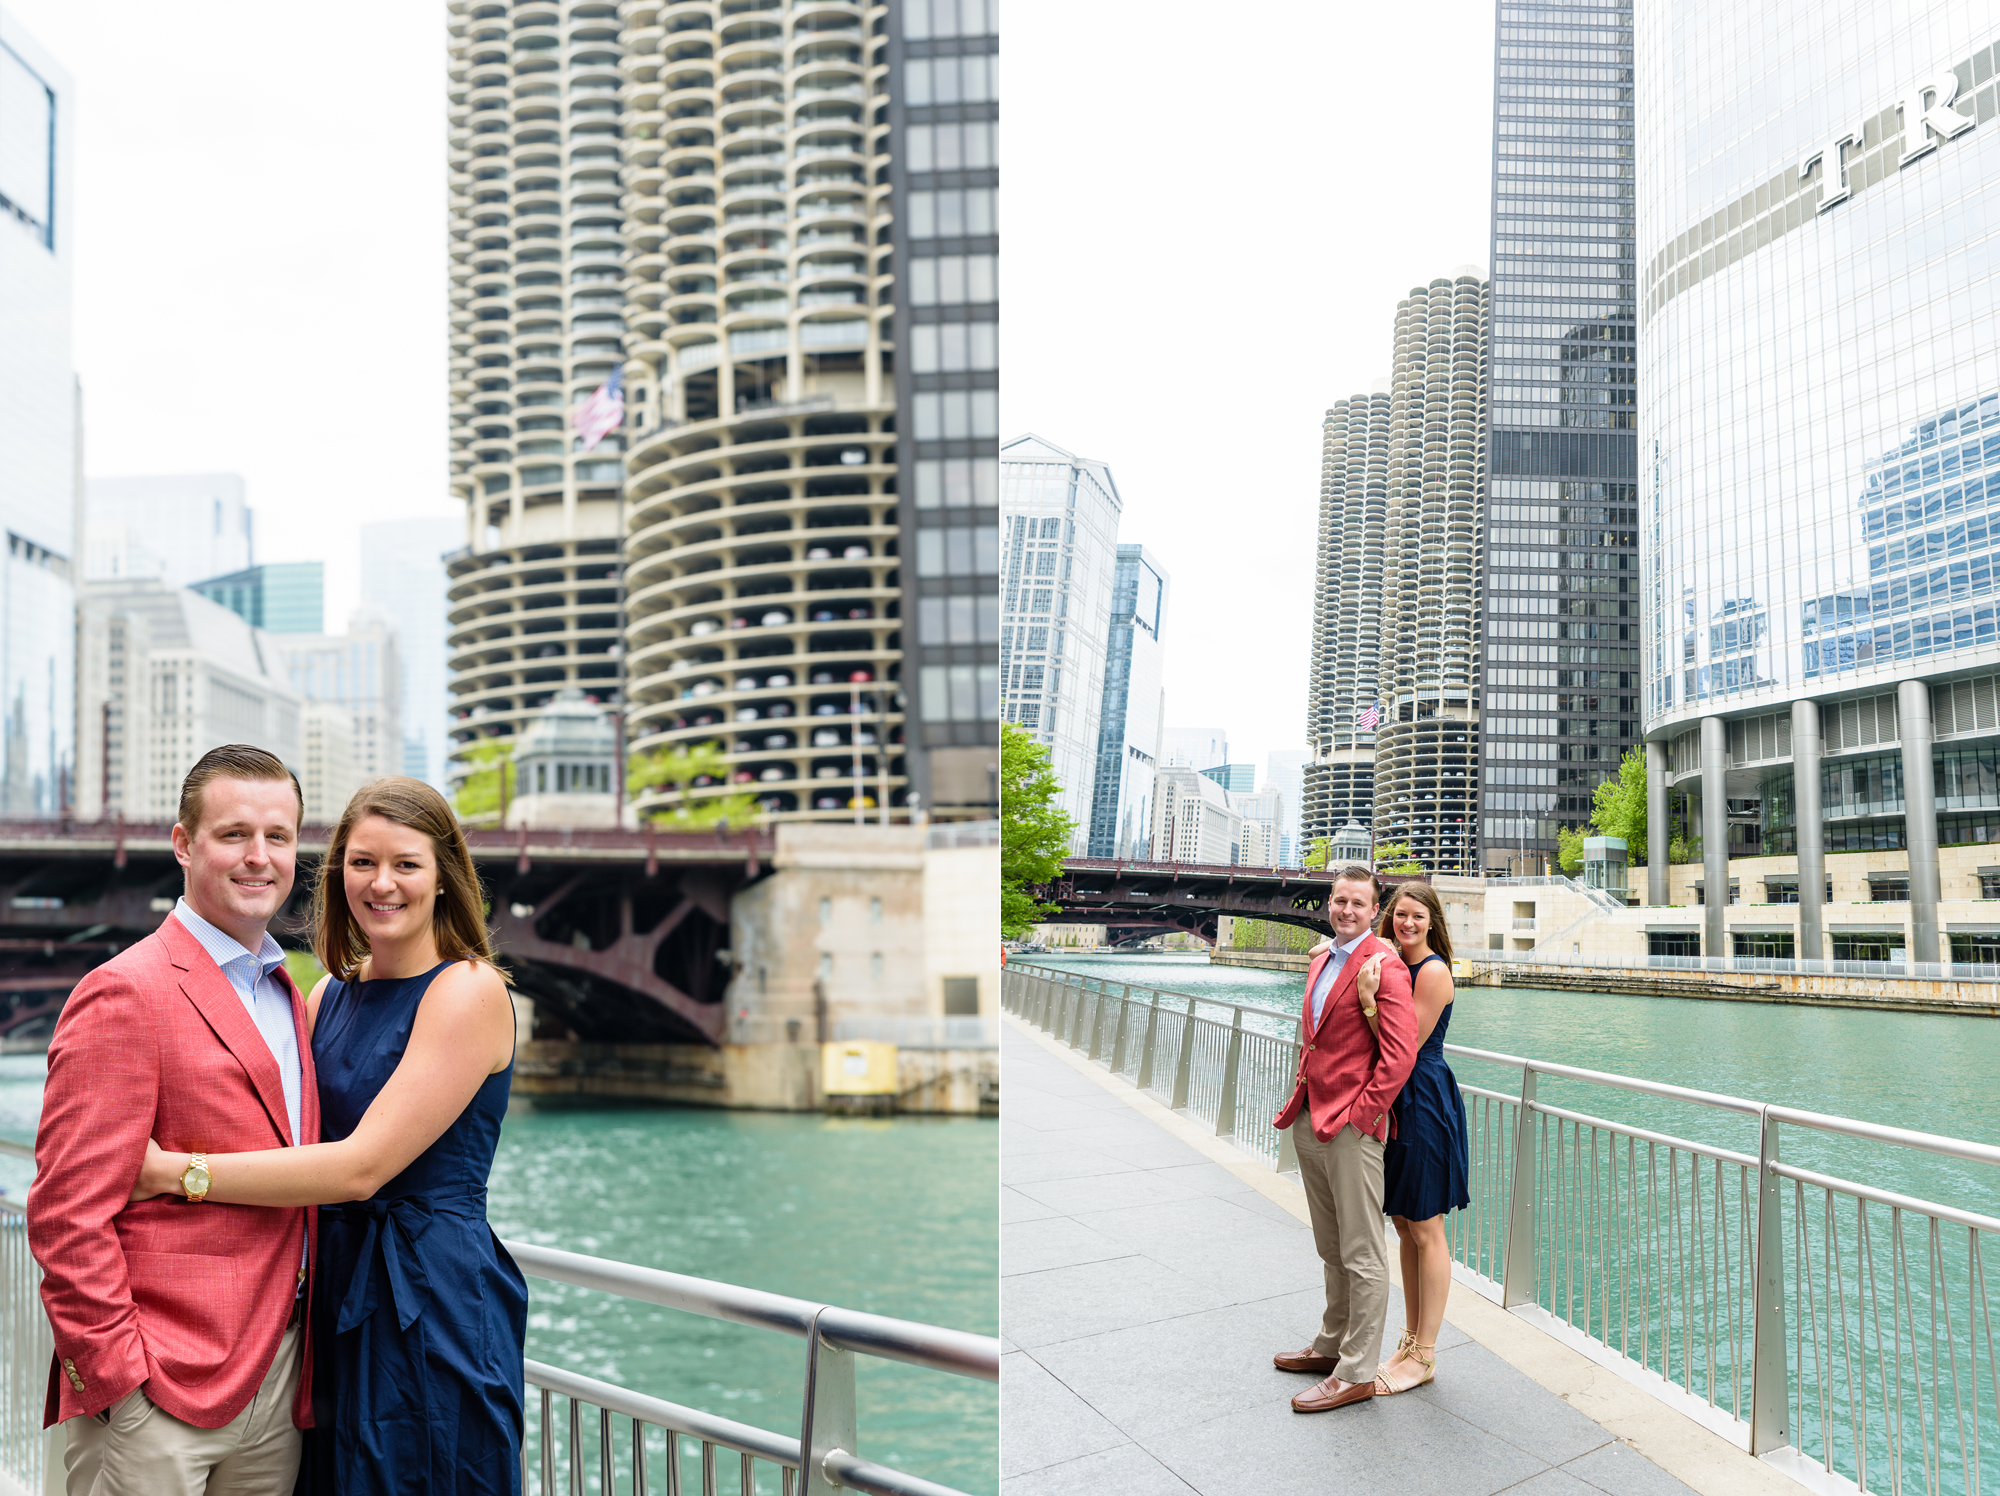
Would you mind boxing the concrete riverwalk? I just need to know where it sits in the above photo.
[1000,1016,1792,1496]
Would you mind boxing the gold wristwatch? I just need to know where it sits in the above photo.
[181,1152,211,1203]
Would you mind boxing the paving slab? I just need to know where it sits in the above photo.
[1001,1018,1698,1496]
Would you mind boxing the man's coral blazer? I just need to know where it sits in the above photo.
[29,915,318,1430]
[1272,932,1419,1143]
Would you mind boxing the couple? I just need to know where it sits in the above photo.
[1271,866,1468,1413]
[29,745,526,1494]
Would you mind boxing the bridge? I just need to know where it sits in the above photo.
[0,821,777,1047]
[1037,858,1422,943]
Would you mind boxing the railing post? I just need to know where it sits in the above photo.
[1169,997,1195,1111]
[1749,1106,1791,1457]
[1054,979,1071,1040]
[1276,1112,1299,1173]
[1033,972,1051,1028]
[1086,985,1108,1061]
[1500,1067,1539,1308]
[1134,992,1161,1091]
[1109,985,1132,1072]
[1069,981,1088,1049]
[1214,1008,1244,1138]
[799,1309,857,1496]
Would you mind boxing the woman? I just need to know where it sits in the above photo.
[131,778,526,1494]
[1353,881,1467,1394]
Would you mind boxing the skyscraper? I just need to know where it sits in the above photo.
[0,12,73,818]
[360,515,463,788]
[1086,544,1167,859]
[1264,748,1308,864]
[271,616,404,784]
[1373,272,1488,877]
[1303,390,1390,852]
[1480,0,1639,874]
[1637,1,2000,967]
[609,0,1001,822]
[83,474,254,587]
[1000,434,1121,849]
[445,2,629,793]
[192,562,325,635]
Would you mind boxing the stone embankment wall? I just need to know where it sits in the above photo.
[512,1040,998,1115]
[1465,960,2000,1016]
[1210,949,1310,974]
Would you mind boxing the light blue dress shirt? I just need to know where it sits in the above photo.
[1308,931,1369,1027]
[171,899,303,1148]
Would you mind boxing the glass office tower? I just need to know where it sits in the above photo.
[1638,0,2000,964]
[1086,543,1167,859]
[1481,0,1639,874]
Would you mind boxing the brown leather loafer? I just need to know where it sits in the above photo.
[1291,1373,1376,1413]
[1273,1348,1339,1374]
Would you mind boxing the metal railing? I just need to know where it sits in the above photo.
[1473,948,2000,984]
[0,1136,996,1496]
[1004,961,2000,1493]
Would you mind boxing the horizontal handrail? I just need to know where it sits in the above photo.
[1446,1044,1765,1116]
[822,1448,972,1496]
[1766,1161,2000,1238]
[1524,1098,1759,1170]
[505,1241,999,1381]
[0,1140,29,1163]
[524,1358,797,1466]
[1765,1101,2000,1168]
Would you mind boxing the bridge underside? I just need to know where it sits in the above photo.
[1041,862,1423,945]
[0,839,756,1048]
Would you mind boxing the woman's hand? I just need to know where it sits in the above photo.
[129,1139,191,1203]
[1356,953,1386,1004]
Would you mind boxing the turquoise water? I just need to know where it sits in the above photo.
[0,1061,997,1495]
[1023,953,2000,1226]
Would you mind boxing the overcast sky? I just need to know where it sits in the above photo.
[1003,0,1496,783]
[6,1,453,628]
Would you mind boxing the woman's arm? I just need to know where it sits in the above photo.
[134,961,513,1207]
[305,972,331,1036]
[1410,960,1454,1047]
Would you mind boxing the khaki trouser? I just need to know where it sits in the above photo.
[64,1323,302,1496]
[1292,1117,1390,1383]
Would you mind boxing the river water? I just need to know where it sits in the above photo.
[1022,952,2000,1227]
[0,1062,997,1495]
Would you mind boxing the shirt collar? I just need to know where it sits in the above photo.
[173,897,285,976]
[1332,930,1369,958]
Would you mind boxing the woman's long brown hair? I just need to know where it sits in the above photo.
[311,777,503,980]
[1377,880,1454,965]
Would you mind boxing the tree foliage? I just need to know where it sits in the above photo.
[451,740,515,822]
[1001,723,1076,939]
[1374,841,1421,875]
[1556,746,1649,872]
[627,740,763,830]
[1302,837,1332,870]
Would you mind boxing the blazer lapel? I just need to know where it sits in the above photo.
[1308,938,1369,1044]
[161,917,296,1147]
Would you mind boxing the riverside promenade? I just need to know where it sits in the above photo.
[1001,1015,1790,1496]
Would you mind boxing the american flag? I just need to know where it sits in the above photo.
[571,368,625,452]
[1357,702,1381,732]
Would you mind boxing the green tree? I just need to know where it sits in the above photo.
[1001,723,1076,940]
[1556,825,1586,873]
[452,740,516,823]
[1374,841,1421,875]
[1556,747,1650,873]
[627,740,762,830]
[1302,837,1332,870]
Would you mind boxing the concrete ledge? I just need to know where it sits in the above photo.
[1210,949,1311,973]
[512,1038,996,1113]
[1466,961,2000,1016]
[1007,1013,1802,1496]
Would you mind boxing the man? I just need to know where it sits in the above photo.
[1270,865,1419,1413]
[30,745,319,1494]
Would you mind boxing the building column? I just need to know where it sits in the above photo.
[1701,715,1728,959]
[1645,739,1668,905]
[1898,680,1941,964]
[1791,699,1825,965]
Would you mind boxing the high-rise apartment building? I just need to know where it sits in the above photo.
[1158,726,1227,772]
[1373,272,1488,877]
[1480,0,1639,874]
[607,0,1000,823]
[445,2,630,793]
[74,581,303,821]
[1000,434,1120,849]
[360,515,463,788]
[83,474,254,587]
[1148,765,1241,866]
[1232,787,1285,869]
[1086,544,1167,859]
[1638,1,2000,966]
[0,12,75,819]
[193,562,325,635]
[1303,391,1390,852]
[886,0,1002,816]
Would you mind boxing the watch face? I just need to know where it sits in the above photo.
[184,1164,211,1195]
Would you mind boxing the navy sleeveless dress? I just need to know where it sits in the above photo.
[303,962,527,1496]
[1381,954,1471,1221]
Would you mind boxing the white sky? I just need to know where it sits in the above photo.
[6,1,456,628]
[1002,0,1497,784]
